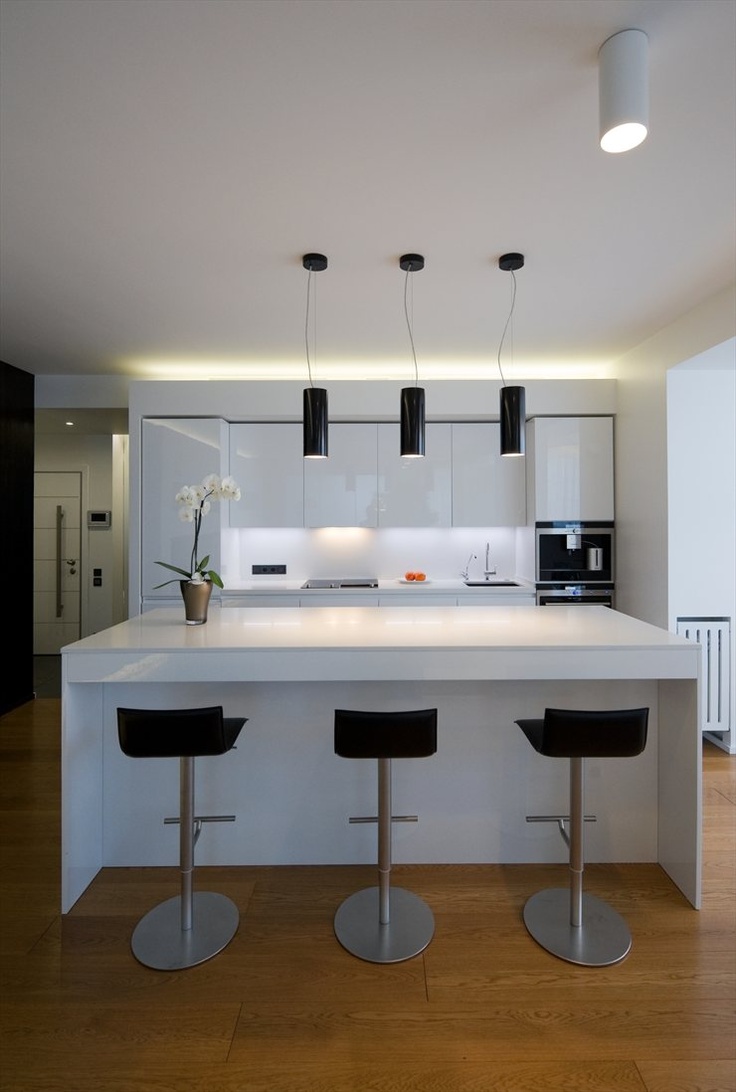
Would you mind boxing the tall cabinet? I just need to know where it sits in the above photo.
[140,418,227,604]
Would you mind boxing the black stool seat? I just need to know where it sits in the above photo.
[116,706,247,971]
[118,705,245,758]
[334,708,437,964]
[516,706,648,967]
[516,707,649,759]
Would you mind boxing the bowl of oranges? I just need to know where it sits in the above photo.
[400,571,428,584]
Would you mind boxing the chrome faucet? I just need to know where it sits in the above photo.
[484,542,496,579]
[460,553,476,581]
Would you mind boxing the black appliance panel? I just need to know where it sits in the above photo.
[536,522,614,584]
[536,584,614,607]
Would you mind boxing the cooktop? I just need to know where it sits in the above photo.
[301,577,379,589]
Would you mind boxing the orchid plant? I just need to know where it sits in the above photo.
[155,473,241,589]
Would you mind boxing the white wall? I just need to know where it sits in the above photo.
[613,285,736,627]
[667,342,735,751]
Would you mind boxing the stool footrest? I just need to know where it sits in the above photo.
[525,814,596,823]
[164,814,236,824]
[349,814,417,824]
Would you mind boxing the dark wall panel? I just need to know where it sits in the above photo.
[0,362,35,715]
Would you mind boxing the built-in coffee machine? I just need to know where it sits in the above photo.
[535,521,615,585]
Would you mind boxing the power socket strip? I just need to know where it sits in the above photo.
[252,564,287,575]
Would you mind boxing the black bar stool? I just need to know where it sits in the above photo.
[516,706,648,966]
[333,707,438,964]
[117,705,247,970]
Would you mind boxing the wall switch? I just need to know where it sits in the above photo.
[252,564,287,575]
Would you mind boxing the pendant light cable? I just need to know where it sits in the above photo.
[304,263,316,388]
[403,266,419,389]
[496,267,517,389]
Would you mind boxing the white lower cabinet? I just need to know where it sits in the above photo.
[378,423,452,527]
[379,594,454,606]
[452,423,526,526]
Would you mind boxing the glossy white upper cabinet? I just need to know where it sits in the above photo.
[377,422,452,527]
[304,423,379,527]
[527,416,614,522]
[141,418,226,598]
[229,423,303,527]
[451,423,526,526]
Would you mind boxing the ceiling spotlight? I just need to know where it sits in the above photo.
[599,29,649,153]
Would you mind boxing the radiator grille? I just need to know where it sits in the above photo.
[676,617,731,733]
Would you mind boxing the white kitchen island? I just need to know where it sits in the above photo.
[61,604,701,913]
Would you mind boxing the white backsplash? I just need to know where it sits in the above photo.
[221,526,522,586]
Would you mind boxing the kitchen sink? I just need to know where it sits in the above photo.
[463,580,520,587]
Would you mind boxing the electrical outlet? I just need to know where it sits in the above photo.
[252,564,287,575]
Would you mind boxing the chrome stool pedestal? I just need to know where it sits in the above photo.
[117,706,247,971]
[516,707,648,968]
[333,708,437,964]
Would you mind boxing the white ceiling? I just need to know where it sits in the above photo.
[1,0,735,387]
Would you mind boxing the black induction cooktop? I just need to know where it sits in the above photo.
[301,577,379,589]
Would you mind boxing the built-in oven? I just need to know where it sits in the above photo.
[536,521,614,584]
[536,584,615,607]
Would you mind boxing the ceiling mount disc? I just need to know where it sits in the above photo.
[303,253,328,271]
[499,252,524,271]
[400,253,425,272]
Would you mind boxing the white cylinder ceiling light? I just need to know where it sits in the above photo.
[599,29,649,154]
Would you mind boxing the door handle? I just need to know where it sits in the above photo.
[56,506,64,617]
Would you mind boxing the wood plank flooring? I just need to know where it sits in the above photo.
[1,698,734,1092]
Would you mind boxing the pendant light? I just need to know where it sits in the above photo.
[599,29,648,154]
[399,253,426,457]
[497,253,525,457]
[302,253,328,459]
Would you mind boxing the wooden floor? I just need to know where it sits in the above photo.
[1,699,734,1092]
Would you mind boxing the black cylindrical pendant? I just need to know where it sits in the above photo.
[400,386,426,457]
[303,387,328,458]
[500,385,526,457]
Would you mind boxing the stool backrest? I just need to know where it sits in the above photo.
[117,706,235,758]
[335,708,437,759]
[540,707,649,758]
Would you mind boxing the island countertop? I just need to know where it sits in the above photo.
[61,604,701,913]
[63,604,697,683]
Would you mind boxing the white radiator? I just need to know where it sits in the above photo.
[676,617,731,733]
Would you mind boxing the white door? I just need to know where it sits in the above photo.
[34,472,82,654]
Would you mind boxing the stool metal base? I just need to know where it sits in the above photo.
[131,892,239,970]
[523,888,632,967]
[334,886,434,964]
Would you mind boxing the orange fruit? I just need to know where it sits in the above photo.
[404,571,416,581]
[414,572,426,581]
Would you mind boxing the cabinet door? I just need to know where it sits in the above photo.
[451,423,526,526]
[377,422,452,527]
[229,423,303,527]
[529,417,614,521]
[304,423,379,527]
[141,418,225,599]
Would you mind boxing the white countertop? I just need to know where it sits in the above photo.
[221,577,535,595]
[62,604,698,684]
